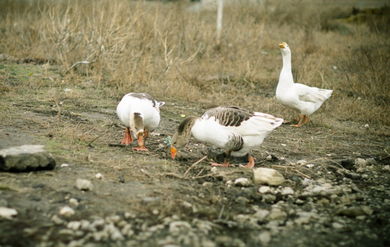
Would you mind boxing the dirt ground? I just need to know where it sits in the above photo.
[0,59,389,247]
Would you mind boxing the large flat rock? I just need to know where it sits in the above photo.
[0,145,56,172]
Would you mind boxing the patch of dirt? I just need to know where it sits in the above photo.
[0,62,389,247]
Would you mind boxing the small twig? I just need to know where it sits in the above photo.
[162,172,186,179]
[140,169,151,178]
[218,205,225,220]
[184,156,208,177]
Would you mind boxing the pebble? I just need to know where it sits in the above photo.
[267,207,287,221]
[234,177,251,187]
[51,215,64,225]
[258,231,272,246]
[280,187,294,195]
[169,221,191,236]
[67,221,81,230]
[76,179,93,191]
[69,198,79,207]
[253,209,270,221]
[59,206,75,217]
[95,173,103,179]
[332,222,344,229]
[0,207,17,219]
[258,186,273,194]
[253,168,285,186]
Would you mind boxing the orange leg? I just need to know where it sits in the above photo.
[132,132,149,151]
[302,115,310,125]
[144,129,149,138]
[291,114,305,127]
[241,155,255,168]
[120,127,133,145]
[211,161,231,167]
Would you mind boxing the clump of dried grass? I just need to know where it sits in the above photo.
[0,0,389,126]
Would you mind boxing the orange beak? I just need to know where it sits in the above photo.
[170,146,177,159]
[279,42,285,48]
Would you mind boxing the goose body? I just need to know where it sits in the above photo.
[276,42,333,127]
[116,93,164,151]
[171,106,283,168]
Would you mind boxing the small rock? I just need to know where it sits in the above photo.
[280,187,294,195]
[332,222,344,229]
[69,198,79,207]
[0,207,17,219]
[51,215,64,225]
[121,224,134,237]
[76,179,93,191]
[169,221,191,236]
[297,160,307,165]
[253,168,285,186]
[262,194,276,203]
[234,177,251,187]
[354,158,367,167]
[267,207,287,221]
[336,206,373,217]
[258,231,272,246]
[258,186,273,194]
[61,163,70,167]
[253,209,270,221]
[95,173,103,179]
[67,221,81,230]
[59,206,75,217]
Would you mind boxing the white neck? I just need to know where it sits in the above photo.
[278,50,294,87]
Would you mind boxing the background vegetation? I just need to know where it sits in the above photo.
[1,0,389,128]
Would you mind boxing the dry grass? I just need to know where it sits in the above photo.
[1,0,389,128]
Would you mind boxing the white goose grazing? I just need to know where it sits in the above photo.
[116,93,164,151]
[170,106,283,168]
[276,42,333,127]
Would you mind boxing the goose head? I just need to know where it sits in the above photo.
[170,117,197,159]
[279,42,291,56]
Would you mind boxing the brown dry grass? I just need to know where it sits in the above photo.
[1,0,389,129]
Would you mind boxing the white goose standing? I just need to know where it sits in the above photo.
[170,106,283,168]
[116,93,164,151]
[276,42,333,127]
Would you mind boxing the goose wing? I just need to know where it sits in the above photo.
[203,106,283,136]
[294,83,332,103]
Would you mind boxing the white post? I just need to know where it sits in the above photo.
[216,0,224,45]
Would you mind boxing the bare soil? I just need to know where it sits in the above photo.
[0,61,389,247]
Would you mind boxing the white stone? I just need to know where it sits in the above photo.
[234,177,251,187]
[67,221,81,230]
[280,187,294,195]
[332,222,344,229]
[267,207,287,221]
[61,163,70,167]
[76,179,93,191]
[258,231,272,246]
[69,198,79,207]
[297,160,307,165]
[354,158,367,167]
[51,215,64,225]
[0,207,17,219]
[59,206,75,217]
[253,168,285,186]
[258,186,273,194]
[95,173,103,179]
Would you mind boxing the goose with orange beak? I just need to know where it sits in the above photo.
[170,106,283,168]
[276,42,333,127]
[116,93,164,151]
